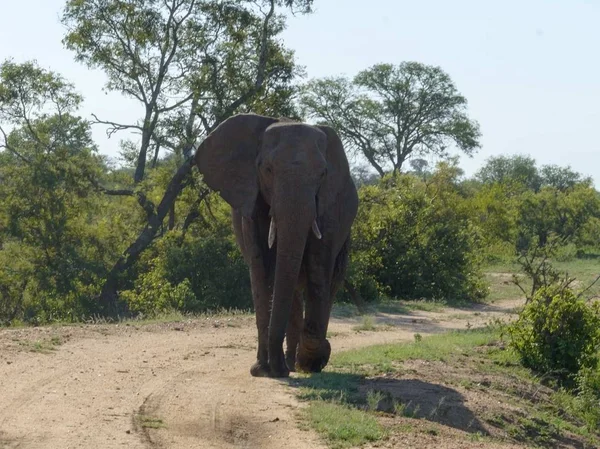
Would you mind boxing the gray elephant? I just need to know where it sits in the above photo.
[194,113,358,378]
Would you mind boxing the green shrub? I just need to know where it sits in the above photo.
[554,242,578,262]
[122,232,251,315]
[574,364,600,431]
[346,167,487,303]
[508,285,600,383]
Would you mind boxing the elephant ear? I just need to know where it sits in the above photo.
[195,113,278,217]
[316,125,352,217]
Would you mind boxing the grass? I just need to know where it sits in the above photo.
[294,372,363,403]
[2,308,253,329]
[15,335,64,353]
[331,298,448,321]
[331,328,498,372]
[352,315,377,331]
[302,402,385,449]
[137,414,166,429]
[294,327,600,448]
[351,316,383,332]
[484,257,600,304]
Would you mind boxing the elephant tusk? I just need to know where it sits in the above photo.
[268,217,277,248]
[311,220,322,240]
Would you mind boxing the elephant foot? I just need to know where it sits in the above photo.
[250,361,271,377]
[268,352,290,378]
[296,338,331,373]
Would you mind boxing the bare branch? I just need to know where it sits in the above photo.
[0,125,32,164]
[91,114,143,138]
[577,273,600,301]
[158,93,194,113]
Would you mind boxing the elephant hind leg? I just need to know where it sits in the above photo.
[285,289,304,372]
[331,237,350,300]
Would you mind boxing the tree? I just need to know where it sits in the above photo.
[300,62,481,176]
[540,164,592,192]
[516,184,600,249]
[0,61,112,322]
[476,155,542,192]
[61,0,312,313]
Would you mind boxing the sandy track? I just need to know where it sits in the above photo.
[0,300,520,449]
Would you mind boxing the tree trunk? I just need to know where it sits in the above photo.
[98,158,194,314]
[344,280,367,313]
[168,203,176,230]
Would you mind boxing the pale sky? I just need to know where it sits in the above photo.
[0,0,599,184]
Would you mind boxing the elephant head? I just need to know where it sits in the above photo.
[195,113,351,376]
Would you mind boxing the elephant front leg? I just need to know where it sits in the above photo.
[297,252,334,373]
[249,266,272,377]
[241,216,273,378]
[285,290,304,372]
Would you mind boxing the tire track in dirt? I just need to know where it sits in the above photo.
[0,300,521,449]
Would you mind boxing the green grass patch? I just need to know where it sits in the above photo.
[15,335,64,353]
[2,308,253,328]
[302,401,386,449]
[331,298,446,321]
[331,328,498,371]
[352,315,377,331]
[137,415,166,429]
[294,372,363,403]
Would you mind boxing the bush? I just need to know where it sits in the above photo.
[508,285,600,383]
[554,242,578,262]
[347,167,487,303]
[122,232,251,315]
[574,364,600,431]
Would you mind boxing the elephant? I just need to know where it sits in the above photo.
[194,113,358,378]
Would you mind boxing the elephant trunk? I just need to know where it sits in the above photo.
[267,194,315,376]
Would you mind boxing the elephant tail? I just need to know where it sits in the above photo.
[331,237,350,298]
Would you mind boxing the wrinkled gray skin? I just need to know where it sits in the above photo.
[195,113,358,378]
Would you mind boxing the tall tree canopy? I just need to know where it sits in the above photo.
[60,0,312,311]
[300,62,481,176]
[476,154,592,192]
[0,61,111,322]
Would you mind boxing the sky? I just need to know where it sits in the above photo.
[0,0,599,184]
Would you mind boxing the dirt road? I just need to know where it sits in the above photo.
[0,300,520,449]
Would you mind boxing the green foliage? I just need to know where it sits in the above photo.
[469,157,600,262]
[508,285,600,383]
[477,155,593,193]
[572,365,600,431]
[516,184,600,251]
[122,230,250,316]
[0,61,119,324]
[61,0,304,153]
[300,61,481,175]
[476,155,541,191]
[348,164,487,303]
